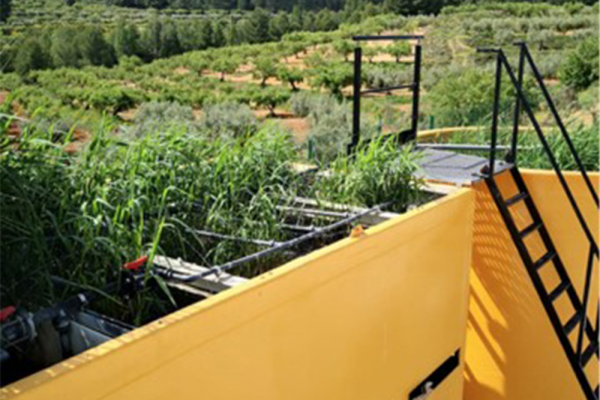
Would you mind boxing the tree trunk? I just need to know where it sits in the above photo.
[268,105,277,117]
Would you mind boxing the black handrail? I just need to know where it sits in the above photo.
[484,48,600,373]
[516,43,599,207]
[577,245,596,358]
[508,46,525,164]
[480,48,599,258]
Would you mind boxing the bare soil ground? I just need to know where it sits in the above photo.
[253,108,310,143]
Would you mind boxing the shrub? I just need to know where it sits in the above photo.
[314,137,424,212]
[364,64,412,90]
[559,36,599,91]
[131,101,195,137]
[199,102,257,139]
[306,97,352,163]
[577,84,599,122]
[290,91,321,117]
[427,67,539,126]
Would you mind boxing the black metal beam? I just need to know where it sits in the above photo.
[360,84,414,95]
[353,35,424,41]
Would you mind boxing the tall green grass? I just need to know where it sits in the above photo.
[1,118,425,323]
[446,123,599,171]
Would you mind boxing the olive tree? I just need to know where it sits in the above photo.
[253,87,291,117]
[277,65,304,91]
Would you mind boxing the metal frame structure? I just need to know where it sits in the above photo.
[348,35,424,155]
[158,203,390,283]
[480,44,599,400]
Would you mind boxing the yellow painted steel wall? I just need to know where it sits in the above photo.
[2,190,474,400]
[465,170,599,400]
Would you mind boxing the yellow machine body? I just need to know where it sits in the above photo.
[2,189,475,400]
[464,170,599,400]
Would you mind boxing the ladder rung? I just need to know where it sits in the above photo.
[520,222,542,238]
[534,251,556,270]
[581,341,598,367]
[563,312,583,335]
[505,192,528,207]
[548,281,570,302]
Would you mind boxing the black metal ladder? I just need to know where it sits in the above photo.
[480,43,599,400]
[486,167,599,400]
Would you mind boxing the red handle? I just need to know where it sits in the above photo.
[0,306,16,322]
[123,256,149,272]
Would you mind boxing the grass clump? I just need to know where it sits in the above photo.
[314,136,425,213]
[1,114,426,323]
[446,122,599,171]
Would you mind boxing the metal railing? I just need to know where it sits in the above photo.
[480,45,599,370]
[348,35,424,155]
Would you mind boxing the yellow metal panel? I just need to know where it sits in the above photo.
[2,189,475,400]
[465,170,599,400]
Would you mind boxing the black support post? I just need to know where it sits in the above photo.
[489,52,503,176]
[349,46,362,155]
[508,44,525,164]
[410,42,422,142]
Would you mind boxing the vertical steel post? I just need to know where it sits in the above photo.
[410,42,422,142]
[508,44,525,164]
[489,52,503,176]
[349,46,362,155]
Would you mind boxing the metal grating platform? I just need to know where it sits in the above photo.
[415,149,512,186]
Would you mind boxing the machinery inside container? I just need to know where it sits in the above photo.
[0,187,448,388]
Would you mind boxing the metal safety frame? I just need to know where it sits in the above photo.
[348,35,424,155]
[480,44,599,400]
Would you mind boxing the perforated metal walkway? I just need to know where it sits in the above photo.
[415,149,512,186]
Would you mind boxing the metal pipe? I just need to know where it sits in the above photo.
[166,203,389,282]
[193,229,281,247]
[278,223,317,233]
[520,43,599,207]
[277,205,352,219]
